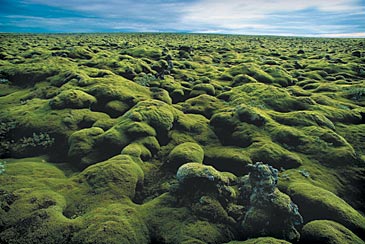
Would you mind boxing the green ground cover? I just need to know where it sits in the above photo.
[0,33,364,243]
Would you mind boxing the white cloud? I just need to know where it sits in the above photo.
[320,32,365,38]
[181,0,363,31]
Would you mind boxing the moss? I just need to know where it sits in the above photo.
[125,122,157,138]
[67,127,104,165]
[191,195,235,224]
[140,193,233,244]
[72,203,149,244]
[235,104,268,126]
[167,142,204,169]
[300,220,364,244]
[229,83,307,112]
[121,45,162,60]
[176,163,236,186]
[131,100,175,132]
[0,157,80,244]
[121,142,152,160]
[249,141,303,169]
[151,87,172,104]
[104,100,130,118]
[270,111,335,130]
[227,63,274,84]
[79,155,144,198]
[182,94,224,118]
[190,83,216,97]
[287,182,365,238]
[49,90,96,109]
[226,237,291,244]
[232,74,258,87]
[204,146,252,175]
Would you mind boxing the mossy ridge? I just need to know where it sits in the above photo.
[286,182,365,238]
[1,34,365,244]
[226,237,291,244]
[300,220,364,244]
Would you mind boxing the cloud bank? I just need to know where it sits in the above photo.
[0,0,364,37]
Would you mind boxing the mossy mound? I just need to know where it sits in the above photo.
[300,220,364,244]
[49,90,97,109]
[167,142,204,170]
[287,182,365,238]
[79,155,144,198]
[72,203,149,244]
[1,34,365,244]
[226,237,291,244]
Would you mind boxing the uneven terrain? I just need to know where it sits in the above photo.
[0,33,365,244]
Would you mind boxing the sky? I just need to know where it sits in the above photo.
[0,0,364,37]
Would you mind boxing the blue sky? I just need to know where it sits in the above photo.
[0,0,364,37]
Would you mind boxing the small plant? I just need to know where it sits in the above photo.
[0,120,17,157]
[0,78,10,84]
[0,160,6,175]
[346,87,365,101]
[298,169,310,178]
[19,132,55,148]
[134,73,157,87]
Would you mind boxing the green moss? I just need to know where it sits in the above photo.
[68,127,104,165]
[121,45,162,60]
[301,220,364,244]
[191,195,235,224]
[249,141,303,169]
[167,142,204,169]
[72,203,149,244]
[270,110,335,130]
[131,99,175,132]
[104,100,130,118]
[140,193,233,244]
[232,74,258,87]
[235,104,268,126]
[182,94,224,118]
[204,146,252,175]
[176,163,236,186]
[229,83,307,112]
[49,90,97,109]
[190,83,216,97]
[227,63,274,84]
[226,237,291,244]
[79,155,144,198]
[125,122,157,138]
[287,182,365,237]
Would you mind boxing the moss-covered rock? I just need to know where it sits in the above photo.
[226,237,291,244]
[204,146,252,175]
[176,163,236,187]
[79,155,144,198]
[67,127,104,165]
[49,90,96,109]
[167,142,204,169]
[104,100,130,118]
[287,182,365,238]
[182,94,224,118]
[300,220,364,244]
[72,203,149,244]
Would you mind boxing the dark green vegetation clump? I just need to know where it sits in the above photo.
[1,33,365,244]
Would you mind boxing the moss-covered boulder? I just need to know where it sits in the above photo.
[49,90,96,109]
[104,100,130,118]
[226,237,291,244]
[300,220,364,244]
[176,163,236,187]
[72,203,149,244]
[67,127,104,165]
[167,142,204,169]
[79,155,144,198]
[287,182,365,238]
